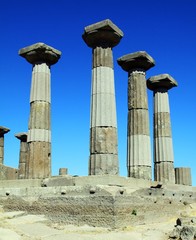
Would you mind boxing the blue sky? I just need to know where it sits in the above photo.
[0,0,195,185]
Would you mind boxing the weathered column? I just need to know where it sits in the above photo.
[82,19,123,175]
[147,74,177,183]
[175,167,192,186]
[19,43,61,179]
[117,51,155,180]
[15,132,28,179]
[0,126,10,165]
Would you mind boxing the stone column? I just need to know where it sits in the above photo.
[19,43,61,179]
[15,132,28,179]
[82,19,123,175]
[147,74,177,183]
[175,167,192,186]
[0,126,10,164]
[117,51,155,180]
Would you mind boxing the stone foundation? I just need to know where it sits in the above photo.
[0,164,18,180]
[0,176,195,228]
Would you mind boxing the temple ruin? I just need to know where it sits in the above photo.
[0,19,195,229]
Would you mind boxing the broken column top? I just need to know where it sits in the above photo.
[82,19,124,48]
[147,74,178,91]
[0,126,10,136]
[15,132,27,141]
[19,42,61,65]
[117,51,155,72]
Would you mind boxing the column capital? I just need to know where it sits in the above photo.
[82,19,123,48]
[15,132,27,142]
[19,42,61,65]
[147,74,178,91]
[117,51,155,72]
[0,126,10,136]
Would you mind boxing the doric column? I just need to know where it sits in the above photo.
[175,167,192,186]
[0,126,10,165]
[15,132,28,179]
[117,51,155,180]
[19,43,61,179]
[147,74,177,183]
[82,19,123,175]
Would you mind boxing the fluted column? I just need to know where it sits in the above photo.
[15,133,28,179]
[147,74,177,183]
[82,19,123,175]
[118,51,155,180]
[19,43,61,179]
[175,167,192,186]
[0,126,10,164]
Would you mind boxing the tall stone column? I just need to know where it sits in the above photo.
[147,74,177,183]
[0,126,10,165]
[82,19,123,175]
[19,43,61,179]
[15,133,28,179]
[117,51,155,180]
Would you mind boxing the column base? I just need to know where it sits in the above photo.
[128,166,151,180]
[89,154,119,175]
[154,162,175,184]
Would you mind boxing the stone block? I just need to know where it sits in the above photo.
[128,109,150,135]
[19,42,61,65]
[31,64,51,102]
[41,176,74,187]
[0,138,3,147]
[29,102,50,129]
[154,112,172,137]
[0,165,18,180]
[93,47,113,68]
[20,142,28,153]
[0,147,3,158]
[90,127,118,154]
[175,167,192,186]
[117,51,155,72]
[128,71,148,110]
[0,126,10,136]
[27,142,51,179]
[154,137,174,162]
[154,90,170,113]
[0,179,42,188]
[91,66,115,95]
[128,165,152,180]
[147,73,177,91]
[73,175,151,188]
[82,19,123,48]
[89,154,118,175]
[28,129,51,142]
[18,162,26,179]
[91,66,117,127]
[59,168,68,176]
[154,162,175,183]
[127,135,151,166]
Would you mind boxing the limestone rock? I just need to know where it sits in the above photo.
[180,226,195,240]
[169,217,196,240]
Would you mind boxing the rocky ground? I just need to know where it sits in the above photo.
[0,203,195,240]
